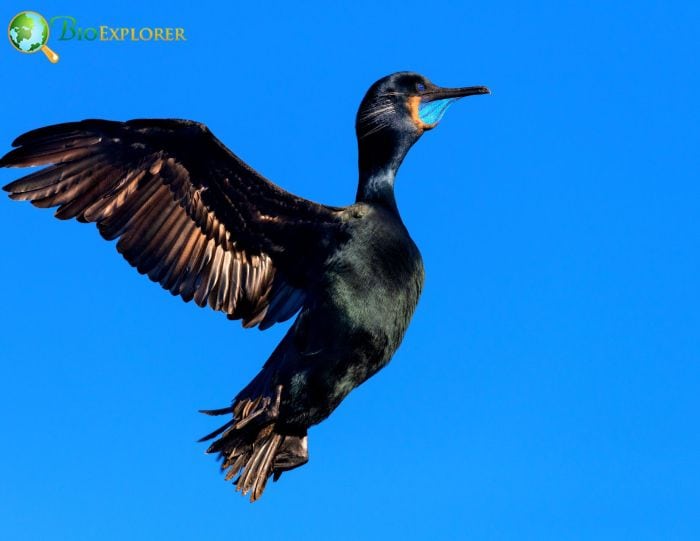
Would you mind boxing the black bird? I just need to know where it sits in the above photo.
[1,72,489,501]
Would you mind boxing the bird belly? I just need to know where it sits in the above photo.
[277,226,424,428]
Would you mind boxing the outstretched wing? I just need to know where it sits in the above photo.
[1,119,347,329]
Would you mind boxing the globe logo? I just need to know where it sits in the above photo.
[8,11,59,63]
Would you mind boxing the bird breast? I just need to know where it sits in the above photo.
[323,204,424,367]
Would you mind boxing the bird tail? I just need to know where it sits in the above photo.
[199,385,308,502]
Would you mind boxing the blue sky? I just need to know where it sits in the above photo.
[1,1,698,540]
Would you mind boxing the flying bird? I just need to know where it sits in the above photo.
[1,72,489,501]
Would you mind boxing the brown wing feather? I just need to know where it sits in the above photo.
[1,119,346,329]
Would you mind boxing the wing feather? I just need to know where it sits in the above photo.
[1,119,347,327]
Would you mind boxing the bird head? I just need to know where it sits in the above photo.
[354,72,489,207]
[356,72,490,141]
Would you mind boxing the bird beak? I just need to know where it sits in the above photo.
[420,85,491,102]
[411,85,490,129]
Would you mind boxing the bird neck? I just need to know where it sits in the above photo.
[356,167,398,210]
[355,133,415,211]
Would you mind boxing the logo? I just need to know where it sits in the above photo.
[8,11,59,63]
[7,12,187,63]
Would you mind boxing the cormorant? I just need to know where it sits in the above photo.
[1,72,489,501]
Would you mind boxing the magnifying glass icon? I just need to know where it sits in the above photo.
[8,11,59,64]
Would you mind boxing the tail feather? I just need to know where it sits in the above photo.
[201,390,309,502]
[231,431,283,499]
[197,419,235,443]
[199,406,234,417]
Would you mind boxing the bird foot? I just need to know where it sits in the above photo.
[272,434,309,481]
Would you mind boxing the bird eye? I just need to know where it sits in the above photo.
[416,83,426,92]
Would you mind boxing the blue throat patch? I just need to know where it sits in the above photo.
[418,98,457,125]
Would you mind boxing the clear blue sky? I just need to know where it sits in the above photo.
[1,1,698,539]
